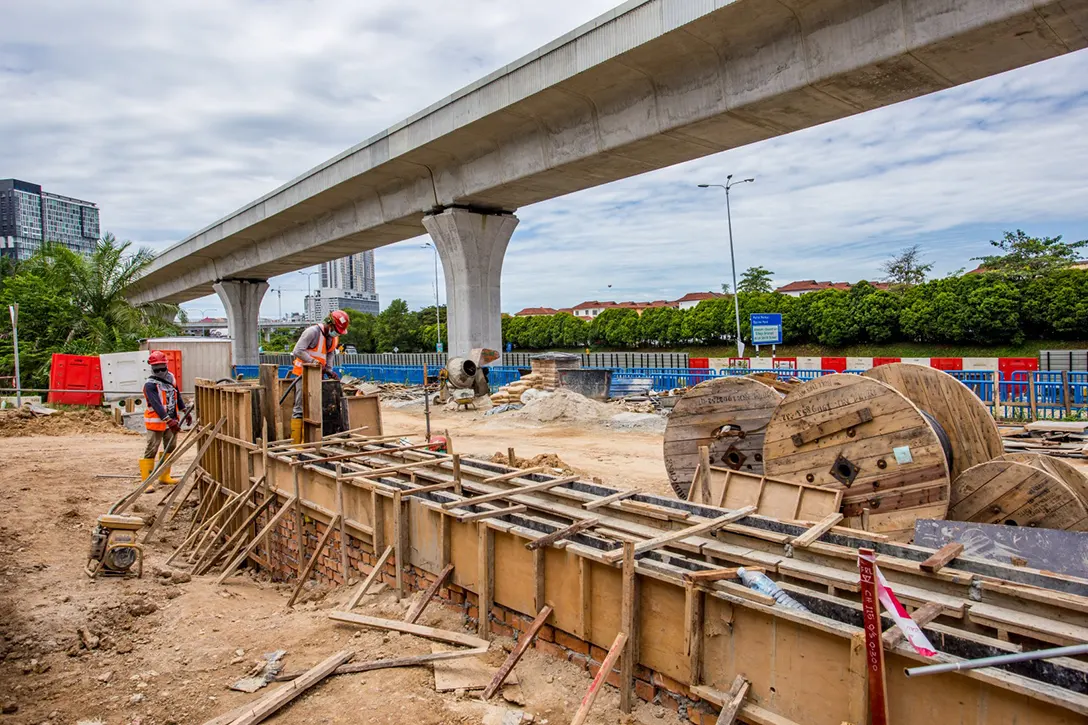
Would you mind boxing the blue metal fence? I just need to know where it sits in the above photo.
[230,363,1088,420]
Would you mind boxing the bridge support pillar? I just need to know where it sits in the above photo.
[213,279,269,367]
[423,208,518,360]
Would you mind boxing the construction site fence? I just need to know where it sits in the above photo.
[233,365,1088,420]
[257,351,690,369]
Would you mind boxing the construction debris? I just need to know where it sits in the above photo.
[0,406,136,437]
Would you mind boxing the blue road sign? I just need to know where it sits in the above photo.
[750,313,783,346]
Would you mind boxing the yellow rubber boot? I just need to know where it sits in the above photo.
[157,454,179,485]
[291,418,303,445]
[139,458,156,493]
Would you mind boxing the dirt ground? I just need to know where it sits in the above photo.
[0,405,682,725]
[382,403,672,497]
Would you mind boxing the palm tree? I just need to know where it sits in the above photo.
[23,233,180,351]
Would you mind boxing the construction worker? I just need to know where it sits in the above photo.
[141,350,186,489]
[289,310,350,443]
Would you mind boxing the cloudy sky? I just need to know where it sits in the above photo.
[3,1,1088,320]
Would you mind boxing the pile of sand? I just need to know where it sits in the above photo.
[0,407,136,437]
[490,451,578,475]
[506,389,612,424]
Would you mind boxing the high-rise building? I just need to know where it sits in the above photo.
[305,250,380,321]
[0,179,100,259]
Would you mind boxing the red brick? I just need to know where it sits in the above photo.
[466,605,478,620]
[570,652,589,671]
[660,691,681,713]
[690,706,720,725]
[534,639,569,662]
[635,679,655,703]
[491,622,515,638]
[554,630,589,655]
[652,672,692,698]
[589,644,608,662]
[490,605,506,623]
[538,625,554,642]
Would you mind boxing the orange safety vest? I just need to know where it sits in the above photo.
[292,325,339,377]
[144,373,179,432]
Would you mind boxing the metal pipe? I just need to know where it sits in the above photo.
[904,643,1088,678]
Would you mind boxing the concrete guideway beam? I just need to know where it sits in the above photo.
[422,208,518,360]
[213,279,269,366]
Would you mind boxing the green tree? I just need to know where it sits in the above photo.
[854,289,901,343]
[340,310,378,353]
[524,315,557,349]
[683,298,731,345]
[880,245,933,287]
[1023,269,1088,339]
[552,313,588,348]
[638,306,675,347]
[973,229,1088,279]
[590,308,640,347]
[738,266,774,294]
[0,233,179,386]
[376,299,421,352]
[806,289,858,347]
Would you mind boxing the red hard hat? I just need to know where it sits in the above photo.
[328,310,350,335]
[148,350,168,366]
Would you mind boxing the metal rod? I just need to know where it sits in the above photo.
[904,643,1088,678]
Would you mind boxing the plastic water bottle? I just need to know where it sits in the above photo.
[737,567,809,613]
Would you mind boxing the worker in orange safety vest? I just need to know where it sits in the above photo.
[140,350,187,490]
[288,310,350,443]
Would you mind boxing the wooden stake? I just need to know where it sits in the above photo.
[788,512,844,550]
[684,566,763,584]
[458,504,527,522]
[196,494,277,575]
[452,453,462,496]
[328,611,489,649]
[533,546,546,613]
[1062,369,1073,417]
[443,476,577,510]
[292,466,304,577]
[287,514,341,607]
[439,513,451,569]
[920,542,964,574]
[274,647,487,682]
[404,563,454,624]
[147,417,227,539]
[715,675,750,725]
[392,489,404,601]
[525,518,598,550]
[605,506,756,562]
[696,445,711,502]
[222,649,354,725]
[481,605,553,701]
[620,541,637,713]
[336,464,349,582]
[347,545,393,609]
[478,523,494,639]
[685,584,706,688]
[216,496,298,585]
[583,488,640,510]
[569,632,628,725]
[507,447,516,466]
[1029,372,1039,422]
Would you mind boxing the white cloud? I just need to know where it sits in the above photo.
[3,2,1088,318]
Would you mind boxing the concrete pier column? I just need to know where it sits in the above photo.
[422,208,518,360]
[213,279,269,366]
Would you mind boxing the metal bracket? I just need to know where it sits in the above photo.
[830,454,859,487]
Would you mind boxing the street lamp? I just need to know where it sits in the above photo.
[298,270,319,295]
[421,242,443,353]
[699,175,755,358]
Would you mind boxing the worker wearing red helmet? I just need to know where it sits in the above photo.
[140,350,187,489]
[288,310,349,443]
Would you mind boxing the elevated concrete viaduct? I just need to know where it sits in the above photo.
[125,0,1088,364]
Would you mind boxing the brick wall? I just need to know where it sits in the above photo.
[247,508,723,724]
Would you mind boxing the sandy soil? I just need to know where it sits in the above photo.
[0,405,683,725]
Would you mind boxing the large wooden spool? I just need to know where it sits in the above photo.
[949,459,1088,530]
[763,374,950,541]
[997,452,1088,504]
[863,363,1003,481]
[663,377,782,498]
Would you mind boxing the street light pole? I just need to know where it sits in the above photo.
[421,243,442,353]
[699,175,755,358]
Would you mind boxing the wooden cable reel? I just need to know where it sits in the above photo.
[996,452,1088,504]
[663,377,782,498]
[949,459,1088,530]
[763,374,951,541]
[863,363,1003,481]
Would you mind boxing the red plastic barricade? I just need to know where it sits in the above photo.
[158,349,183,388]
[872,357,901,367]
[48,354,103,406]
[999,357,1038,378]
[689,357,710,369]
[821,357,847,373]
[772,357,797,370]
[929,357,963,371]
